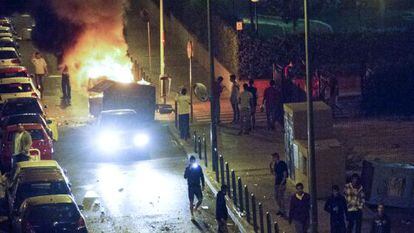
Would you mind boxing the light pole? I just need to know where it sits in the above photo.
[303,0,318,232]
[207,0,218,172]
[160,0,165,76]
[187,40,194,122]
[251,0,259,34]
[140,9,152,79]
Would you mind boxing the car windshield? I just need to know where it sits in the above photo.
[14,181,70,210]
[2,102,42,116]
[100,113,138,129]
[5,115,43,127]
[0,83,32,93]
[0,71,27,78]
[0,50,17,59]
[26,203,79,224]
[8,129,45,141]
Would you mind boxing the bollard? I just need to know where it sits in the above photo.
[259,203,264,233]
[174,100,178,128]
[225,163,230,197]
[274,222,279,233]
[238,177,243,212]
[244,185,250,223]
[266,212,271,233]
[215,149,219,182]
[212,147,217,172]
[203,135,207,167]
[252,194,258,232]
[219,155,225,184]
[197,136,202,159]
[193,131,197,153]
[231,170,237,206]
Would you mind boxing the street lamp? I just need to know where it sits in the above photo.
[140,9,152,79]
[251,0,259,34]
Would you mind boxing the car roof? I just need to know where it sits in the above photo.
[0,46,16,52]
[16,160,60,169]
[0,37,13,42]
[6,123,43,131]
[17,170,65,183]
[23,195,75,207]
[0,77,32,84]
[100,109,137,116]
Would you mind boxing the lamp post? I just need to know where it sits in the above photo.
[207,0,218,172]
[303,0,318,231]
[251,0,259,34]
[140,9,152,79]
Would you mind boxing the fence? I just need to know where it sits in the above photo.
[191,130,281,233]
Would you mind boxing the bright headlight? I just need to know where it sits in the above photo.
[97,132,120,151]
[133,133,149,147]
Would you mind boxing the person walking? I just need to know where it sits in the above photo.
[246,79,258,129]
[344,173,365,233]
[213,76,224,124]
[324,185,347,233]
[61,65,71,101]
[176,88,191,140]
[12,124,32,168]
[289,183,310,233]
[262,80,280,130]
[370,204,391,233]
[31,51,48,95]
[229,74,240,124]
[238,83,253,135]
[216,185,229,233]
[184,155,205,220]
[270,152,288,217]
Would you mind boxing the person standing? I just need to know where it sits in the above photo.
[229,74,240,124]
[262,80,280,130]
[238,83,253,135]
[61,65,71,101]
[213,76,224,124]
[216,185,229,233]
[289,183,310,233]
[344,173,365,233]
[270,152,288,217]
[184,155,205,220]
[12,124,32,168]
[246,79,258,129]
[370,204,391,233]
[176,88,191,140]
[31,51,48,95]
[324,185,347,233]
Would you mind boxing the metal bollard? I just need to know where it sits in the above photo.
[174,100,178,128]
[212,147,217,172]
[231,170,237,206]
[274,222,279,233]
[266,212,271,233]
[219,155,225,184]
[215,149,219,182]
[203,135,207,167]
[193,131,197,152]
[259,203,264,233]
[225,163,230,197]
[197,136,202,159]
[252,194,258,232]
[244,185,250,223]
[238,177,243,212]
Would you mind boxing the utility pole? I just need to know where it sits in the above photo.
[160,0,165,75]
[187,40,194,122]
[304,0,318,232]
[147,21,152,78]
[207,0,218,172]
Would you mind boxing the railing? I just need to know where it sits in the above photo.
[192,131,281,233]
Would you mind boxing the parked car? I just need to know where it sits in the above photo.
[0,37,19,49]
[0,47,20,66]
[0,66,28,79]
[1,123,54,171]
[12,194,87,233]
[0,26,12,34]
[7,170,72,218]
[0,77,40,104]
[1,113,58,141]
[1,98,45,120]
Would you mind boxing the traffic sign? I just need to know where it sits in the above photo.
[236,21,243,31]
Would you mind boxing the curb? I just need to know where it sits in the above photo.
[167,124,254,233]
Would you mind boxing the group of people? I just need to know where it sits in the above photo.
[270,153,391,233]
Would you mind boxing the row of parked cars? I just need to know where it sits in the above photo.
[1,16,88,233]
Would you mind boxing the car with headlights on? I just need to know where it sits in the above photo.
[95,109,151,157]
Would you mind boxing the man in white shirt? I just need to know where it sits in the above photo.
[176,88,191,140]
[31,51,48,94]
[12,124,32,168]
[238,83,253,135]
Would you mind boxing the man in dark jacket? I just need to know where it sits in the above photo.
[184,155,205,220]
[370,204,391,233]
[216,185,228,233]
[324,185,347,233]
[289,183,310,233]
